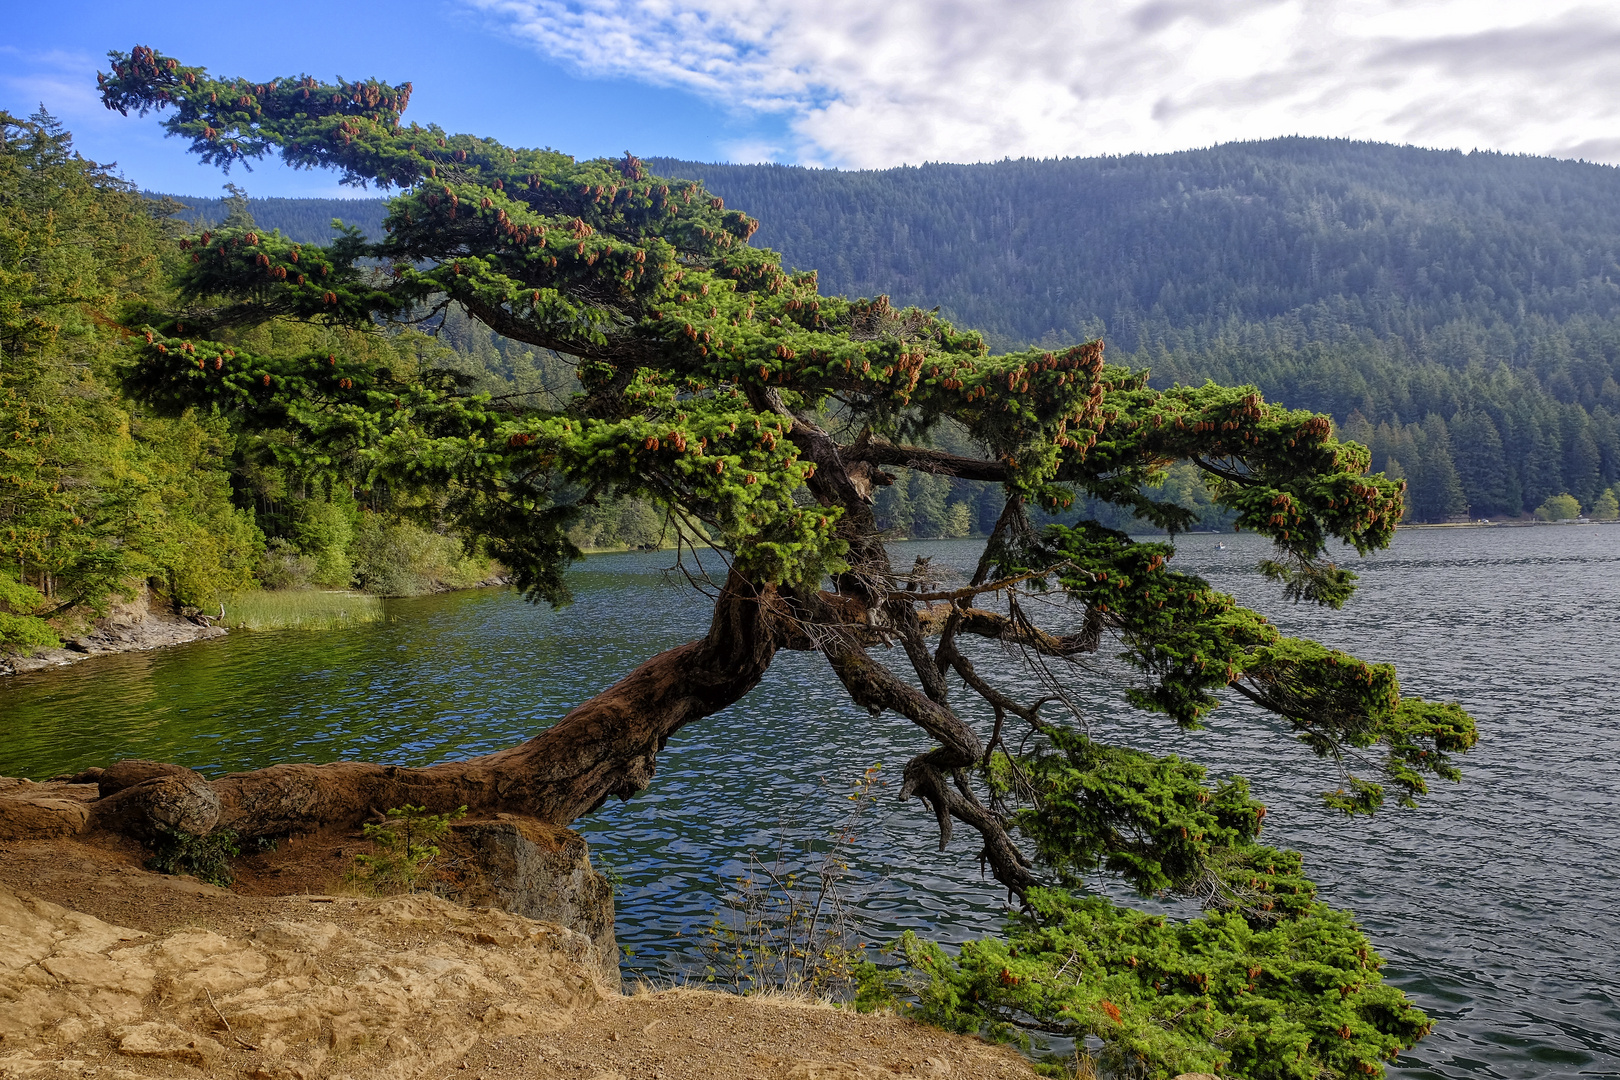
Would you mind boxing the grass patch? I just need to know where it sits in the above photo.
[223,589,385,631]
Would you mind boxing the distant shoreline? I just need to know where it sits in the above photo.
[1397,518,1619,529]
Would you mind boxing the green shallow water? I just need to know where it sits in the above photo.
[2,527,1618,1079]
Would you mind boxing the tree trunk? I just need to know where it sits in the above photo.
[80,572,789,841]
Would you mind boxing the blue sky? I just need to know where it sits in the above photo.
[0,0,791,197]
[5,0,1618,200]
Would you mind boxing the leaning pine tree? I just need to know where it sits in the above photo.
[95,46,1477,1079]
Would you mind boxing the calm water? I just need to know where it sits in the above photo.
[2,527,1617,1078]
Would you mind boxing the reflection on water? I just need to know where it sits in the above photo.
[2,526,1617,1079]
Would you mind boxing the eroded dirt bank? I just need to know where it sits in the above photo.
[0,838,1039,1080]
[0,588,225,678]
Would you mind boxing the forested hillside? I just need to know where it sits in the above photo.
[153,188,388,243]
[650,141,1620,351]
[1,113,506,651]
[176,139,1620,522]
[652,141,1620,522]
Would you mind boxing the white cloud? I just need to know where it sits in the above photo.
[462,0,1620,166]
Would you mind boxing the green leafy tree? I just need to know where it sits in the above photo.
[1533,492,1582,521]
[97,47,1478,1078]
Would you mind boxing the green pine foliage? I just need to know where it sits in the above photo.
[870,891,1429,1080]
[349,804,466,894]
[864,723,1457,1076]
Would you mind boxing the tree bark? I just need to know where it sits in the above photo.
[79,572,789,841]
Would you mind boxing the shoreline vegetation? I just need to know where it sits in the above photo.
[220,588,385,631]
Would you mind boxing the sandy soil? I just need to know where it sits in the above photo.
[0,836,1041,1080]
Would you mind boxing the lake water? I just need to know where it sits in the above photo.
[2,526,1617,1079]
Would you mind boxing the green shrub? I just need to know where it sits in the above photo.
[348,804,466,894]
[291,496,356,587]
[146,827,240,887]
[350,514,491,595]
[0,572,59,652]
[255,538,318,590]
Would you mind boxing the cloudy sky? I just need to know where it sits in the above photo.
[4,0,1617,196]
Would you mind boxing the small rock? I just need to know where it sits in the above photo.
[53,1017,89,1044]
[256,920,345,952]
[114,1020,226,1067]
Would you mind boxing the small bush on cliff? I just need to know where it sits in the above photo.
[348,804,466,894]
[146,826,240,887]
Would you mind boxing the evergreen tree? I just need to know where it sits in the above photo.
[1590,487,1619,520]
[1408,414,1467,521]
[1564,420,1603,510]
[1450,410,1512,517]
[220,182,255,229]
[93,47,1479,1077]
[1520,408,1567,511]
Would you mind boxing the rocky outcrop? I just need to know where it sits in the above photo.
[0,884,608,1078]
[0,779,99,842]
[0,872,1045,1080]
[0,772,619,983]
[440,815,618,982]
[0,586,225,677]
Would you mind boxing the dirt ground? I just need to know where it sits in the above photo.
[0,834,1042,1080]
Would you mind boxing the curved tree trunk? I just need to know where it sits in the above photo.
[74,398,1044,908]
[81,572,790,841]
